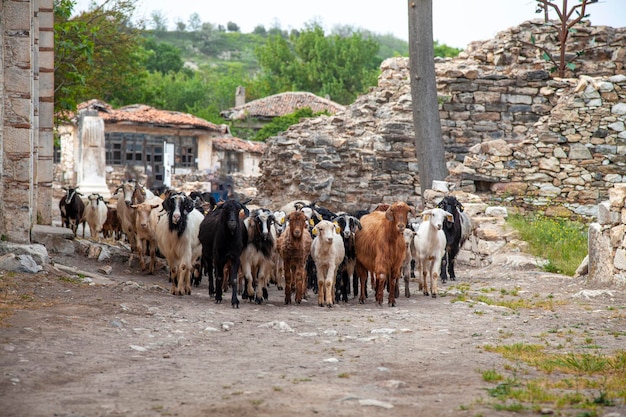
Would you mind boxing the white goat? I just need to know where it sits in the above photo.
[310,220,345,307]
[414,208,453,298]
[85,193,108,241]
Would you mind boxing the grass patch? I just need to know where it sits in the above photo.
[452,287,562,311]
[507,214,587,276]
[480,343,626,414]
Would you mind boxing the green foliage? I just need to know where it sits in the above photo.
[114,65,246,125]
[54,0,147,125]
[144,37,184,74]
[57,9,460,127]
[507,213,587,276]
[253,107,326,142]
[254,23,380,105]
[434,40,462,58]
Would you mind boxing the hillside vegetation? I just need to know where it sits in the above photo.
[56,1,461,138]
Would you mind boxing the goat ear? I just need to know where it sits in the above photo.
[309,219,315,227]
[333,221,341,234]
[446,213,454,222]
[458,203,465,212]
[312,226,318,236]
[162,198,172,212]
[385,207,394,222]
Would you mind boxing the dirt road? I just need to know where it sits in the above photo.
[1,244,624,417]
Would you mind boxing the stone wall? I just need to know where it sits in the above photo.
[586,184,626,286]
[459,74,626,217]
[0,0,54,243]
[255,21,626,214]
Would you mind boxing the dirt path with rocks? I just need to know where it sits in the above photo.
[1,243,624,417]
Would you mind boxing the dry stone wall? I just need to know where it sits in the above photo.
[586,184,626,286]
[255,20,626,215]
[460,73,626,217]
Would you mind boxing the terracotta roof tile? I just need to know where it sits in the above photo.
[77,99,229,133]
[221,91,345,121]
[212,137,265,154]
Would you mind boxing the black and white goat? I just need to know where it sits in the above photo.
[437,195,472,283]
[240,208,276,304]
[333,214,362,302]
[156,192,204,295]
[59,186,85,237]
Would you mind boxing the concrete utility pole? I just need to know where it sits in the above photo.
[407,0,448,198]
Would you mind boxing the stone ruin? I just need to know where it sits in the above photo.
[255,20,626,215]
[253,19,626,285]
[584,184,626,286]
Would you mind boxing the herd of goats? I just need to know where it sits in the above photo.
[58,179,472,308]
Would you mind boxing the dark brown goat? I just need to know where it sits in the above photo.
[277,210,312,305]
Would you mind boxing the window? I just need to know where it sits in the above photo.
[224,151,242,174]
[177,137,197,168]
[105,133,198,169]
[53,143,61,163]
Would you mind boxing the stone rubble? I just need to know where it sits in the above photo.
[255,21,626,218]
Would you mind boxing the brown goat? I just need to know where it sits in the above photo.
[354,201,413,307]
[131,198,162,274]
[102,205,122,240]
[277,210,312,305]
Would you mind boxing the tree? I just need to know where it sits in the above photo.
[408,0,448,197]
[226,21,240,32]
[144,38,184,74]
[188,12,202,32]
[175,19,186,32]
[254,23,380,104]
[54,0,146,124]
[532,0,598,77]
[253,25,267,36]
[151,10,169,33]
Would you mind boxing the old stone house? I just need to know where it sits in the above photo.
[220,90,346,135]
[56,100,262,196]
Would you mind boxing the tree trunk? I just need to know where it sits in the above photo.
[408,0,448,198]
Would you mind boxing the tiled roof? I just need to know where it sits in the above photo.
[212,137,265,154]
[220,91,345,121]
[77,99,229,133]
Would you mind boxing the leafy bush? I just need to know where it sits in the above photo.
[507,214,588,276]
[253,107,327,141]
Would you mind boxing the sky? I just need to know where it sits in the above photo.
[74,0,626,49]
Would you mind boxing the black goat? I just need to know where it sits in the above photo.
[437,196,472,283]
[333,214,362,302]
[198,199,249,308]
[59,187,85,237]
